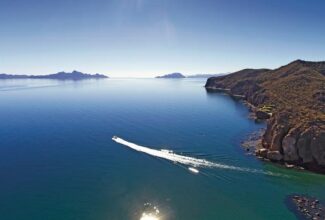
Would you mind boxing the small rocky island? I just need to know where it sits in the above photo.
[205,60,325,173]
[286,195,325,219]
[0,70,108,80]
[155,72,186,78]
[156,73,225,78]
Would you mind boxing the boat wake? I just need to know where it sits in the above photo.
[112,136,286,177]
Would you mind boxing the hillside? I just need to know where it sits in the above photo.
[205,60,325,173]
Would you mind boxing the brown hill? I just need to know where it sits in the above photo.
[205,60,325,173]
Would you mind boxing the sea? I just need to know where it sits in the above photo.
[0,78,324,220]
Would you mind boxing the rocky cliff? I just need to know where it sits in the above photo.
[205,60,325,173]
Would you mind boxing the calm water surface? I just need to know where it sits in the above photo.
[0,78,324,220]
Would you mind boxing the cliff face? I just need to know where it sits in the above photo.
[205,60,325,173]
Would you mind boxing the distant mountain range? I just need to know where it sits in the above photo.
[156,72,226,79]
[0,71,108,80]
[155,72,186,78]
[186,73,227,78]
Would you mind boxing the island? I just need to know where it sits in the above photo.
[0,70,108,80]
[187,73,227,78]
[155,72,186,78]
[205,60,325,173]
[155,73,226,78]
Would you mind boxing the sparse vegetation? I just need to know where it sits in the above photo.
[205,60,325,173]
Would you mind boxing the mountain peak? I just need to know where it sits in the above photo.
[156,72,186,78]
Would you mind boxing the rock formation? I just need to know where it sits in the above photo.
[205,60,325,173]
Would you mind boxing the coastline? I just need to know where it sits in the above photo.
[208,87,325,220]
[206,87,322,173]
[204,61,325,174]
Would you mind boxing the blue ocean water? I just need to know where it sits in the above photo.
[0,78,324,220]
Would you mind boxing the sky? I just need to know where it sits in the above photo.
[1,0,325,77]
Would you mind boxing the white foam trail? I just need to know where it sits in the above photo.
[188,167,199,173]
[112,136,285,177]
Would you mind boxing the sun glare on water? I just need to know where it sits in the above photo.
[139,203,160,220]
[140,212,159,220]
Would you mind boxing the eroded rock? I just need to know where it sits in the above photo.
[256,148,268,158]
[311,130,325,166]
[267,150,283,161]
[297,128,314,163]
[256,110,271,120]
[282,128,299,161]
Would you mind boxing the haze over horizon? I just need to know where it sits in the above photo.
[1,0,325,77]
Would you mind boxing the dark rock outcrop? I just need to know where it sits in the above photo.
[256,110,271,120]
[205,60,325,173]
[297,127,314,164]
[286,195,325,220]
[282,128,300,161]
[267,150,283,161]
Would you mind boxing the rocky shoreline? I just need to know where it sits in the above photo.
[212,88,325,173]
[241,128,264,153]
[286,195,325,220]
[205,60,325,174]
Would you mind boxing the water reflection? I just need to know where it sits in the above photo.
[140,203,160,220]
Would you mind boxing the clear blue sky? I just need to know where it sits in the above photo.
[1,0,325,77]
